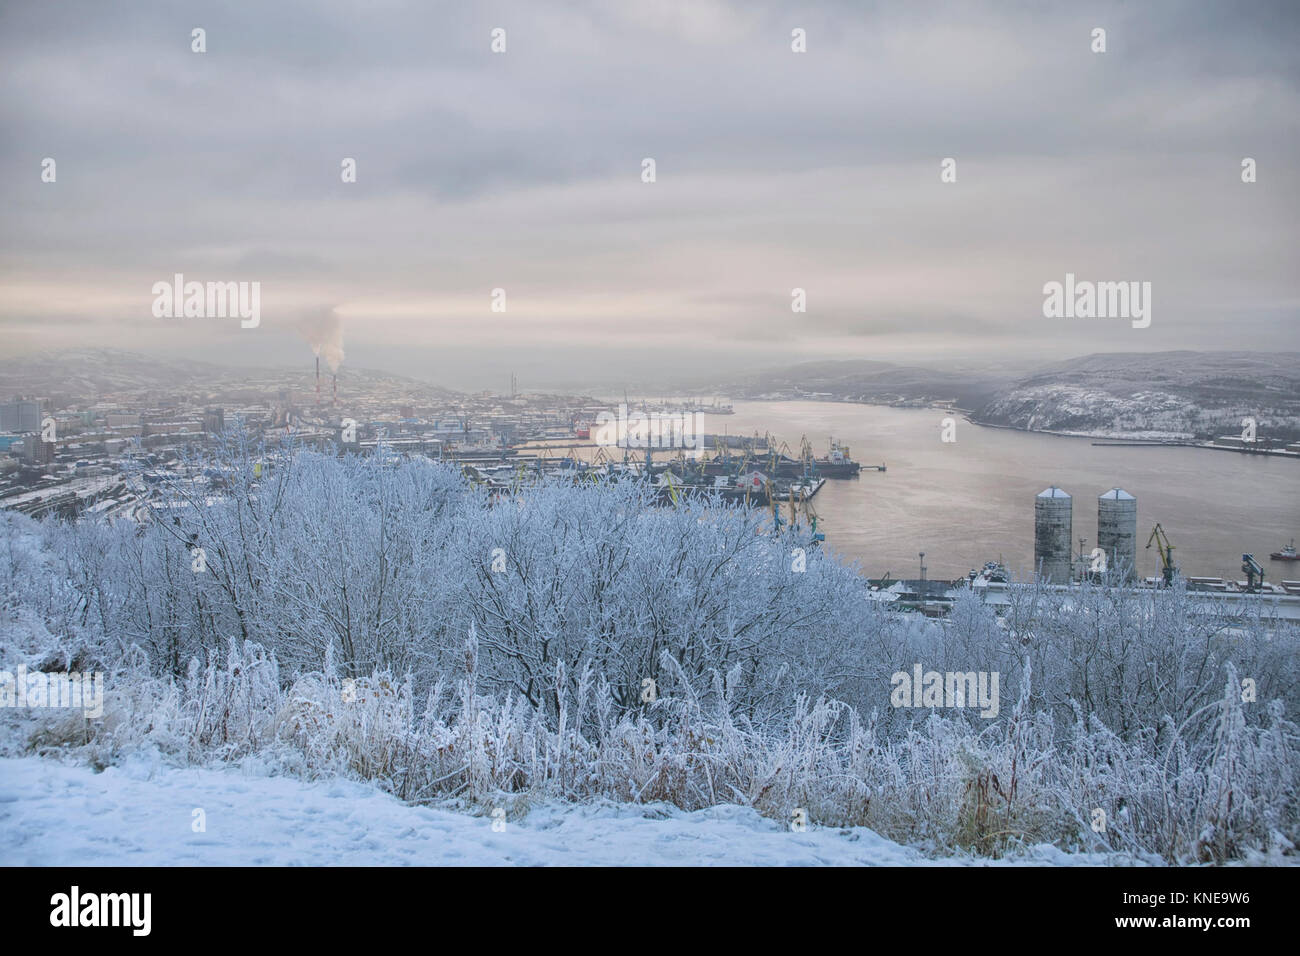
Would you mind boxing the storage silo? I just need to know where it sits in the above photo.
[1035,486,1073,583]
[1097,488,1137,580]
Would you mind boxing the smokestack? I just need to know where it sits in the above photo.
[316,356,321,402]
[332,374,337,405]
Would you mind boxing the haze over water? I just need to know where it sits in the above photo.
[700,402,1300,583]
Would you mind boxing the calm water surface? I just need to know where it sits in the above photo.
[697,402,1300,582]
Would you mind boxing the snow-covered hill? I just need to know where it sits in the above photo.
[716,352,1300,442]
[975,351,1300,441]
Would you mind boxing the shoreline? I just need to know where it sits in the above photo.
[726,397,1300,458]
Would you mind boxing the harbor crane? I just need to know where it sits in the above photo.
[1145,523,1178,587]
[788,483,824,544]
[713,434,731,469]
[1241,553,1266,592]
[799,435,815,475]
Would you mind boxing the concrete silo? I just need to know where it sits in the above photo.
[1097,488,1137,580]
[1034,486,1073,583]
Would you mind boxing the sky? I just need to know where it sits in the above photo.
[1,0,1297,390]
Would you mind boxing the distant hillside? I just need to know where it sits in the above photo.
[727,360,1007,409]
[715,351,1300,443]
[0,349,461,404]
[0,349,224,397]
[974,351,1300,442]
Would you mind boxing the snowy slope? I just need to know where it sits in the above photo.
[0,757,1122,867]
[975,351,1300,439]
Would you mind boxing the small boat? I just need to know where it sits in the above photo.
[1270,539,1299,561]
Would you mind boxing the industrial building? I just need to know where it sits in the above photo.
[1097,488,1138,581]
[0,400,42,433]
[1034,486,1073,583]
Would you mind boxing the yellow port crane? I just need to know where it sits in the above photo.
[790,483,824,544]
[662,471,683,507]
[713,433,729,467]
[1145,523,1177,586]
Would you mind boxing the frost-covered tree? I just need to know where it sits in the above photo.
[2,440,1296,861]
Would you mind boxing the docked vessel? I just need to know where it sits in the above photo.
[653,471,826,508]
[819,438,863,477]
[676,436,867,480]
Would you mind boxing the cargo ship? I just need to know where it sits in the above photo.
[1271,539,1299,561]
[817,438,863,478]
[653,470,826,507]
[677,437,868,480]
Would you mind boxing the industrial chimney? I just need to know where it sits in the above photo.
[315,356,321,403]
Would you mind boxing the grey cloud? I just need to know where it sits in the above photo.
[0,0,1297,382]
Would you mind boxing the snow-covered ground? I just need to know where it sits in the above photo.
[0,757,1123,866]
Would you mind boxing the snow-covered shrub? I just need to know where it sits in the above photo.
[2,445,1297,862]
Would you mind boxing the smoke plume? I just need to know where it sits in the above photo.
[297,306,345,371]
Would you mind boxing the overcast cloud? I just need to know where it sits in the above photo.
[1,0,1297,389]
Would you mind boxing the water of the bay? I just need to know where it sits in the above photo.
[697,401,1300,582]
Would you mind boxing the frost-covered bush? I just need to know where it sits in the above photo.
[9,632,1293,863]
[1,444,1297,862]
[3,446,869,721]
